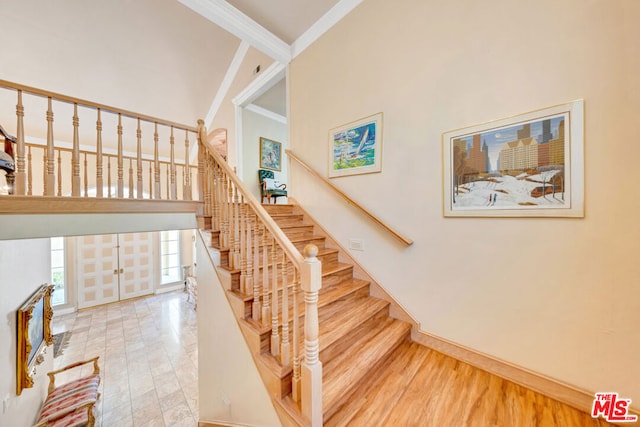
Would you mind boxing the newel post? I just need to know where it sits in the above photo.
[301,244,323,426]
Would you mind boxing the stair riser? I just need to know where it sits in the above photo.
[323,266,354,288]
[281,227,315,240]
[320,304,389,364]
[261,204,294,215]
[324,329,411,420]
[291,236,326,252]
[271,215,305,226]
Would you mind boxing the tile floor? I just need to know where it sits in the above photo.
[52,291,198,427]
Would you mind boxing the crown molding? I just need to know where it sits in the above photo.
[245,103,287,125]
[291,0,364,59]
[178,0,291,63]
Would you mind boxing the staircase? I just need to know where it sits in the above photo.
[204,202,413,425]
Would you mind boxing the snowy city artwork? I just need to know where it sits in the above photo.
[442,101,584,217]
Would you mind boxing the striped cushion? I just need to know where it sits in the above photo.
[41,406,91,427]
[36,375,99,425]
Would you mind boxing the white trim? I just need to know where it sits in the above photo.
[234,103,243,177]
[205,41,250,130]
[245,104,287,124]
[291,0,364,58]
[232,62,286,107]
[178,0,291,63]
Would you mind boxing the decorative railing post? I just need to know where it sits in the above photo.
[154,123,161,199]
[96,109,103,198]
[15,90,26,195]
[71,103,81,196]
[136,118,143,198]
[301,244,323,426]
[117,113,124,198]
[184,130,191,200]
[45,97,55,196]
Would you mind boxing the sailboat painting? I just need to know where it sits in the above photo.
[329,112,383,177]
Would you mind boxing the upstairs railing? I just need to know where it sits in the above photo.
[199,132,323,426]
[0,80,197,201]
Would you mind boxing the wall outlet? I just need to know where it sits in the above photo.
[349,238,365,251]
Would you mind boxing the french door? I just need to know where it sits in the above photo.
[76,232,154,309]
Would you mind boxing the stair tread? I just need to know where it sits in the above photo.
[317,295,388,353]
[325,341,429,426]
[322,319,411,419]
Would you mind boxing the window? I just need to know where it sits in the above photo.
[160,230,181,284]
[50,237,66,306]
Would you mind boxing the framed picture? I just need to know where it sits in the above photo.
[329,112,383,178]
[17,284,54,395]
[442,100,584,217]
[259,137,282,171]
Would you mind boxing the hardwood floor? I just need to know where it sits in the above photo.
[327,341,611,427]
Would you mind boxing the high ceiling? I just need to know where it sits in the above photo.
[0,0,359,145]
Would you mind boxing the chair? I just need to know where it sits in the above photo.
[258,169,287,204]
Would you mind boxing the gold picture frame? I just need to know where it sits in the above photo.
[17,284,54,395]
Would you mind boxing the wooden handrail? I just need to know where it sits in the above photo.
[202,140,305,266]
[286,149,414,247]
[0,79,196,133]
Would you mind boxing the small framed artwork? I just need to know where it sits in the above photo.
[17,284,54,395]
[260,137,282,171]
[442,100,584,217]
[329,112,383,178]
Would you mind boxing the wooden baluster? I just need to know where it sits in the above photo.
[166,163,170,199]
[136,118,143,198]
[245,210,254,299]
[262,227,271,324]
[15,90,26,195]
[71,103,81,196]
[183,130,191,200]
[45,97,55,196]
[83,153,88,197]
[43,152,47,196]
[148,160,152,198]
[197,120,205,204]
[27,146,32,196]
[226,177,235,266]
[240,196,248,294]
[221,170,229,248]
[107,157,112,198]
[281,253,290,367]
[233,183,241,269]
[57,149,62,197]
[212,162,220,230]
[117,114,124,198]
[252,213,261,322]
[292,269,301,401]
[154,123,160,199]
[204,158,211,217]
[170,126,176,200]
[96,108,103,198]
[271,238,280,358]
[128,158,134,199]
[301,244,323,426]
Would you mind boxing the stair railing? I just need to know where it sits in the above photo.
[0,79,197,200]
[199,131,323,426]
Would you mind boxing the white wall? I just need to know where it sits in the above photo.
[195,235,280,426]
[289,0,640,403]
[0,239,53,427]
[241,108,288,202]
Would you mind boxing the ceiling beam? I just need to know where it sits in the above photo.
[178,0,291,64]
[291,0,364,59]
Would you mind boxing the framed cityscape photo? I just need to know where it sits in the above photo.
[442,100,584,217]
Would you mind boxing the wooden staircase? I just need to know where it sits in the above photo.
[205,202,413,425]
